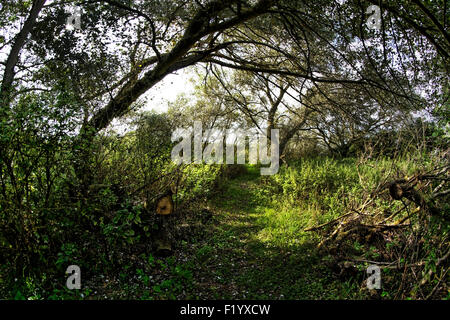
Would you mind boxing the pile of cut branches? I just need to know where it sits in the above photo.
[306,152,449,299]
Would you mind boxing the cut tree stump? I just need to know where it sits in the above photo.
[152,190,175,256]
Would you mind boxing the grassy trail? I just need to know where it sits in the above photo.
[190,166,359,299]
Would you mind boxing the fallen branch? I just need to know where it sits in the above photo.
[304,212,354,232]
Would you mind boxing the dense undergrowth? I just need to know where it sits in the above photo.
[260,154,449,299]
[1,142,447,299]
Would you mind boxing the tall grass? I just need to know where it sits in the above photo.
[256,155,436,247]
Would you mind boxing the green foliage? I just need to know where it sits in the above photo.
[177,164,223,202]
[100,204,143,246]
[0,103,224,299]
[196,245,214,263]
[0,0,448,302]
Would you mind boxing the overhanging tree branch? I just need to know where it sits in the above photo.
[0,0,47,105]
[83,0,274,134]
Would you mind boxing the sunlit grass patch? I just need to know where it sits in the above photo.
[255,207,311,247]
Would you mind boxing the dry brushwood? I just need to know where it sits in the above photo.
[307,164,449,242]
[305,160,449,299]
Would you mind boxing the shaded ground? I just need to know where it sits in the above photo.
[86,167,363,299]
[180,167,361,299]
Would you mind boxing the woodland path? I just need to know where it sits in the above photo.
[188,167,354,299]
